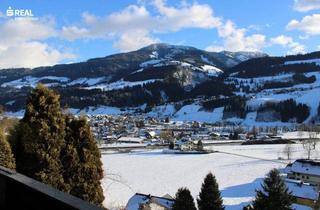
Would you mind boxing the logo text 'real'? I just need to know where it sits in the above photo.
[6,6,34,17]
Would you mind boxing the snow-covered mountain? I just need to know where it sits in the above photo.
[5,44,320,126]
[0,43,266,90]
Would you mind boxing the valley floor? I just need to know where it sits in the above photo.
[101,144,317,209]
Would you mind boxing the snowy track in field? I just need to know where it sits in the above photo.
[216,150,288,164]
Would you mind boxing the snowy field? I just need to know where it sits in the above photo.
[101,143,318,209]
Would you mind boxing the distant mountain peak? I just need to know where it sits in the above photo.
[141,43,197,51]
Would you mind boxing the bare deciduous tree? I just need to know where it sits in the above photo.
[283,144,293,160]
[302,138,318,159]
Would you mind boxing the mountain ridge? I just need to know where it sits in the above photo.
[1,44,320,126]
[0,43,267,88]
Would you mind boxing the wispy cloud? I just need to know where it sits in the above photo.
[270,35,305,54]
[293,0,320,12]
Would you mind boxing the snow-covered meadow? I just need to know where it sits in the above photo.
[102,143,318,209]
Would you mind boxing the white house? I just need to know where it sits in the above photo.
[117,136,145,144]
[286,159,320,187]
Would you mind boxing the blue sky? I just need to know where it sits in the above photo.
[0,0,320,68]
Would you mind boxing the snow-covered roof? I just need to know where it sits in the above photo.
[283,164,293,174]
[126,194,149,210]
[125,193,174,210]
[291,159,320,176]
[118,137,145,143]
[146,131,157,137]
[285,179,319,200]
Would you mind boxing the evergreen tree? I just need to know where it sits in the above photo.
[62,115,104,206]
[252,169,293,210]
[8,85,105,205]
[169,141,174,149]
[197,172,224,210]
[11,84,67,191]
[197,140,204,151]
[0,129,16,169]
[172,187,197,210]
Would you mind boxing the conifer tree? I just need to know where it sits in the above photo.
[0,129,16,169]
[197,172,224,210]
[61,114,80,192]
[9,85,105,205]
[62,115,104,206]
[252,169,293,210]
[197,140,204,151]
[12,84,67,191]
[172,187,197,210]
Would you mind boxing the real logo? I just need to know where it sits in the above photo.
[6,6,34,17]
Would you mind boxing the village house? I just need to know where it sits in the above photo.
[174,138,203,151]
[286,159,320,187]
[125,193,174,210]
[101,135,118,143]
[180,140,198,151]
[285,179,320,209]
[219,132,230,140]
[145,131,157,139]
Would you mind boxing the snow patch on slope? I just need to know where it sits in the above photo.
[85,106,125,116]
[149,51,159,59]
[285,59,320,66]
[68,77,105,86]
[140,59,163,67]
[174,103,224,122]
[1,76,69,88]
[147,104,176,118]
[201,65,223,76]
[84,79,162,91]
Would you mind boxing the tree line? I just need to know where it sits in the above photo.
[229,51,320,78]
[259,73,316,91]
[1,75,235,112]
[202,96,247,119]
[258,99,310,123]
[172,169,294,210]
